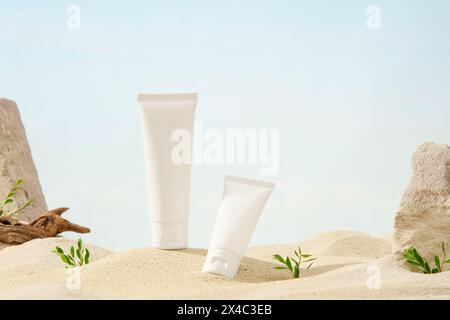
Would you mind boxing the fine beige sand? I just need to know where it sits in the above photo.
[0,231,449,300]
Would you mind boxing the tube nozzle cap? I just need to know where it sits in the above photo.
[202,248,241,279]
[151,221,187,249]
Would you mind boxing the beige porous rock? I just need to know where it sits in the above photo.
[393,142,450,262]
[0,98,47,221]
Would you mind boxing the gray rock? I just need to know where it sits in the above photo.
[393,142,450,262]
[0,98,47,221]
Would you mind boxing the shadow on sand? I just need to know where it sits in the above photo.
[177,248,358,283]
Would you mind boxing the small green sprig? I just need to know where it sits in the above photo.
[273,246,317,278]
[53,238,91,268]
[0,179,33,218]
[403,242,450,274]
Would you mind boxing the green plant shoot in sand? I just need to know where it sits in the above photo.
[403,242,450,274]
[273,246,317,278]
[0,179,33,218]
[53,238,91,268]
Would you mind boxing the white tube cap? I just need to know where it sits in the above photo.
[202,248,242,278]
[151,221,187,249]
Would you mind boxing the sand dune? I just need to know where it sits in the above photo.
[0,231,449,299]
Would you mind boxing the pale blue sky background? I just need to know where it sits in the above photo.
[1,1,449,251]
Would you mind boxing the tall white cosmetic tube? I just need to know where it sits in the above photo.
[138,93,197,249]
[202,175,275,278]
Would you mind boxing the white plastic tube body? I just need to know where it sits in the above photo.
[202,175,275,278]
[138,93,197,249]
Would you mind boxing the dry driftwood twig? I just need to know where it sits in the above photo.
[0,207,90,245]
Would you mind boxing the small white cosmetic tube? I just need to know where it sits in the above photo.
[138,93,197,249]
[202,175,275,278]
